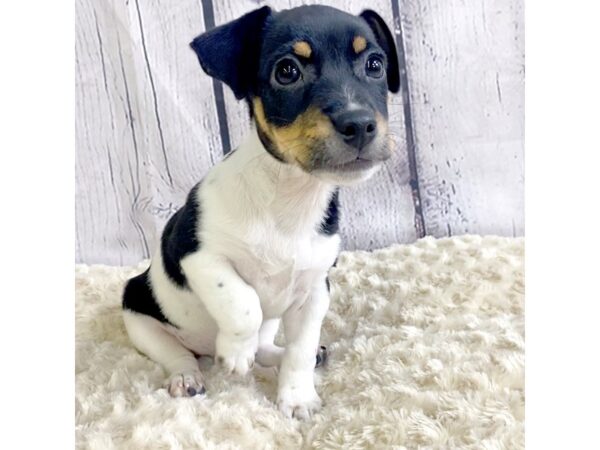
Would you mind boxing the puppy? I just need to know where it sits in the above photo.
[122,4,399,419]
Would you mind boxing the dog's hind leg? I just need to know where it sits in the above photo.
[123,310,205,397]
[256,319,328,369]
[256,319,285,367]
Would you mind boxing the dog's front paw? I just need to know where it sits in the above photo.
[216,333,258,376]
[277,385,322,420]
[164,371,206,398]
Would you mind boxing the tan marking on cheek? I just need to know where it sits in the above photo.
[252,98,271,138]
[353,36,367,54]
[375,112,393,152]
[293,41,312,58]
[375,113,389,135]
[252,98,333,169]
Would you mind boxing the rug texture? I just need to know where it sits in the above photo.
[75,235,524,449]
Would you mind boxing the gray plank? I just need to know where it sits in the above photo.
[398,0,524,237]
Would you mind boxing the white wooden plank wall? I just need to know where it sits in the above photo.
[75,0,524,264]
[398,0,524,237]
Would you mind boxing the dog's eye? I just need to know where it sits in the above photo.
[365,56,384,78]
[274,59,301,85]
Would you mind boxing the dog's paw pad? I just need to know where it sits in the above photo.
[278,387,322,420]
[164,371,205,398]
[215,334,257,376]
[186,385,206,396]
[216,353,255,376]
[278,395,322,420]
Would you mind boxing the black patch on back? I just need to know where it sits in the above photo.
[122,269,173,325]
[161,183,202,288]
[320,189,340,235]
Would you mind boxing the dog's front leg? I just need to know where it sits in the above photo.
[278,278,330,419]
[182,253,262,375]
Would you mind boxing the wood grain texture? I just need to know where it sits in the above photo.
[397,0,524,237]
[76,0,155,265]
[212,0,418,250]
[76,0,223,264]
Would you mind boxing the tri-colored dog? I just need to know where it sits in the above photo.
[122,4,399,419]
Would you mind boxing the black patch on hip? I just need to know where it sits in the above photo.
[122,269,174,326]
[161,183,202,288]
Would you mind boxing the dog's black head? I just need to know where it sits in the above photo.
[191,5,399,183]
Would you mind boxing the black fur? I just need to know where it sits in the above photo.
[122,184,202,322]
[320,189,340,236]
[122,269,173,325]
[160,183,202,288]
[359,10,400,93]
[190,6,271,99]
[255,6,394,128]
[321,189,340,294]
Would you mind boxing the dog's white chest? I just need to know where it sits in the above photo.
[192,136,341,320]
[232,232,339,319]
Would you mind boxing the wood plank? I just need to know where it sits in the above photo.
[124,0,224,253]
[398,0,524,237]
[76,0,156,265]
[212,0,418,250]
[76,0,223,264]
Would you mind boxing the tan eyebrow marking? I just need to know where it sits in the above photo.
[293,41,312,58]
[353,36,367,54]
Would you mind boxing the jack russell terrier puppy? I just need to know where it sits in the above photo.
[122,4,399,419]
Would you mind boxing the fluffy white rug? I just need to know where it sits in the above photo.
[75,235,524,449]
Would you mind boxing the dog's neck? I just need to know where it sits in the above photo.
[229,126,337,235]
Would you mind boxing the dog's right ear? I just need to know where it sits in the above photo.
[359,10,400,93]
[190,6,271,100]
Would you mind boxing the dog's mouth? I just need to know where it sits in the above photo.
[328,157,377,173]
[310,152,385,185]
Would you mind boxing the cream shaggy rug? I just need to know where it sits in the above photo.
[75,235,524,449]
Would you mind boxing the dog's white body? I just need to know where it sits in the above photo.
[123,127,343,417]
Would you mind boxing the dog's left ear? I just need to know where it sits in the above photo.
[359,10,400,93]
[190,6,272,99]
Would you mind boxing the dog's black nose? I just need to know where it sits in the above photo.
[332,110,377,150]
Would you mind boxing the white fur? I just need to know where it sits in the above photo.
[124,126,346,417]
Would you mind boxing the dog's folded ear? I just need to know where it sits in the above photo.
[359,10,400,93]
[190,6,272,99]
